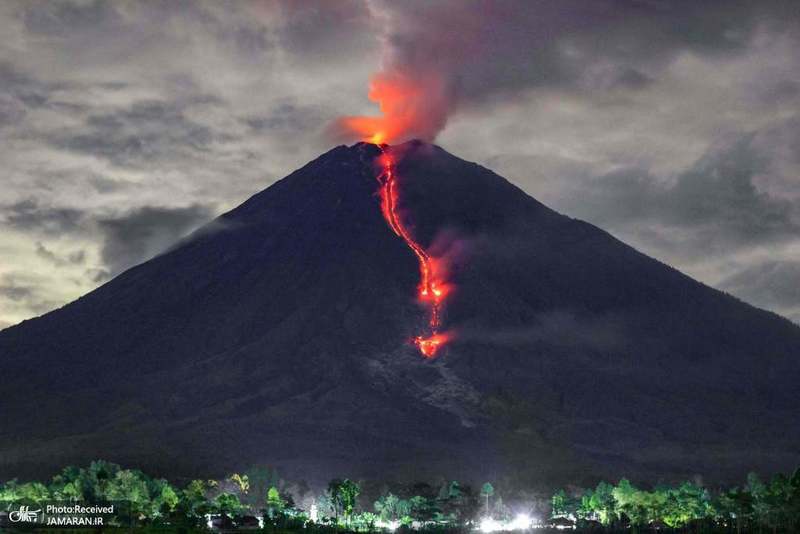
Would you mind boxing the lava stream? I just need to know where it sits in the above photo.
[375,145,450,358]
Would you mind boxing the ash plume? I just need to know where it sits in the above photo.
[332,0,796,144]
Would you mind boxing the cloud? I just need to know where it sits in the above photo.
[457,310,628,352]
[2,199,86,236]
[0,272,61,316]
[720,260,800,323]
[86,175,134,194]
[0,280,33,302]
[35,242,85,267]
[0,0,799,329]
[96,204,215,275]
[47,98,229,168]
[335,0,799,142]
[22,0,122,37]
[559,129,800,260]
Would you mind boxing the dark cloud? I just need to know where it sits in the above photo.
[22,0,122,37]
[0,62,51,126]
[720,261,800,323]
[67,249,86,264]
[1,0,799,328]
[2,199,86,236]
[97,204,215,275]
[371,0,799,117]
[0,273,59,315]
[457,310,628,352]
[273,0,374,60]
[0,94,26,126]
[48,99,230,168]
[85,268,111,284]
[35,242,86,267]
[86,175,134,194]
[562,131,800,256]
[0,282,33,302]
[34,242,60,266]
[243,102,324,135]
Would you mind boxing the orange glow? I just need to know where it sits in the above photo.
[337,71,449,145]
[376,145,452,358]
[415,332,451,359]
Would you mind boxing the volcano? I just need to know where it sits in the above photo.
[1,141,799,488]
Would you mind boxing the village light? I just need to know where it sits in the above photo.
[507,513,533,530]
[479,517,502,532]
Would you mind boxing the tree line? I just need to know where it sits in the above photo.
[1,460,800,532]
[551,470,800,532]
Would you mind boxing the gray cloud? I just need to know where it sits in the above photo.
[720,261,800,323]
[86,175,134,194]
[273,1,374,60]
[22,0,122,37]
[0,272,60,315]
[457,310,627,352]
[371,0,799,120]
[0,281,33,302]
[559,128,800,260]
[35,242,85,267]
[2,199,86,236]
[97,204,215,275]
[243,102,324,135]
[0,0,799,328]
[48,98,230,168]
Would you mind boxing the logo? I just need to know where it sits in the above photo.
[9,505,42,523]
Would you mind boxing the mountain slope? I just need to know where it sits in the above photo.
[1,140,798,487]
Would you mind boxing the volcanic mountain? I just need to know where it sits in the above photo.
[1,141,799,488]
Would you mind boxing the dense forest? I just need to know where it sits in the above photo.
[2,461,800,532]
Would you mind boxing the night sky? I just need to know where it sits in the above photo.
[1,0,799,329]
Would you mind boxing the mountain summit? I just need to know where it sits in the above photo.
[1,140,799,486]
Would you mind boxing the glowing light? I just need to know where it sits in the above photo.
[375,146,451,358]
[507,513,533,530]
[480,517,502,533]
[415,332,451,358]
[337,71,450,144]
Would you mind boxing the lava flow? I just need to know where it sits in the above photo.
[375,146,451,358]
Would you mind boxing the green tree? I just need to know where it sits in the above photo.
[717,487,753,534]
[327,478,360,525]
[577,488,594,521]
[407,494,436,522]
[480,483,494,517]
[49,466,85,501]
[244,466,282,510]
[229,473,250,495]
[552,489,568,518]
[14,482,50,502]
[661,481,711,528]
[375,493,401,522]
[266,486,285,518]
[150,478,180,519]
[612,478,647,526]
[591,481,617,525]
[178,479,215,523]
[104,469,150,519]
[215,492,244,519]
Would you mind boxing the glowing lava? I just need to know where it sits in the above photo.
[375,146,451,358]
